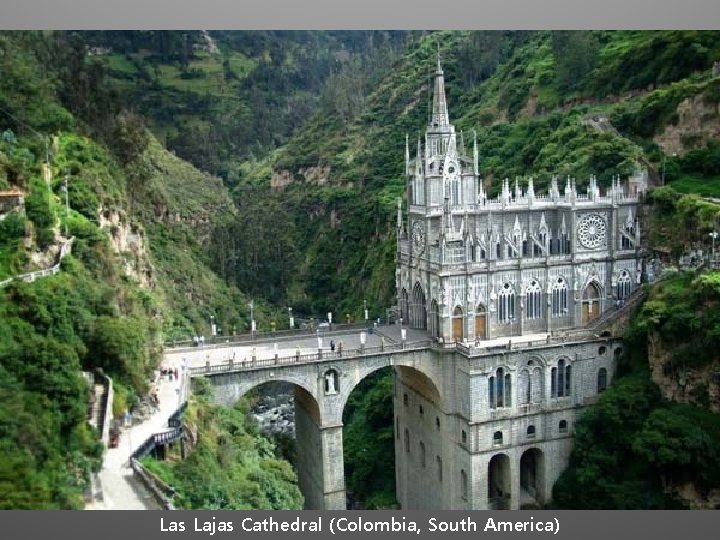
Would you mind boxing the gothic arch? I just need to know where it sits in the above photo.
[452,305,464,342]
[520,448,545,508]
[617,269,632,299]
[400,288,409,324]
[550,356,572,398]
[581,280,602,325]
[429,299,439,338]
[475,303,487,341]
[488,453,511,510]
[411,282,427,330]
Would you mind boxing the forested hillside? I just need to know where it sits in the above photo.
[2,29,720,509]
[0,31,294,507]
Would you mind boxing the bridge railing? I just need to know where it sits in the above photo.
[164,322,377,352]
[189,340,435,376]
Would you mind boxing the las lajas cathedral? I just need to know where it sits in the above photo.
[396,59,646,345]
[389,58,647,511]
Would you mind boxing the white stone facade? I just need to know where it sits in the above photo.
[397,60,645,344]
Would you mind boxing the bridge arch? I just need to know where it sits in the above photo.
[520,447,545,508]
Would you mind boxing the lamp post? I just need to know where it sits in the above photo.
[248,301,255,339]
[61,173,69,237]
[661,150,677,184]
[288,306,294,329]
[710,231,718,266]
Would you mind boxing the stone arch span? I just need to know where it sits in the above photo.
[197,348,445,510]
[332,354,444,510]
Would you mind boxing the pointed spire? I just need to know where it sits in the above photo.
[502,178,511,204]
[527,177,535,202]
[564,176,571,202]
[431,56,450,128]
[405,133,410,176]
[560,214,567,234]
[416,138,423,177]
[405,134,410,176]
[397,198,403,232]
[539,212,547,231]
[473,130,479,176]
[550,175,559,200]
[514,177,522,201]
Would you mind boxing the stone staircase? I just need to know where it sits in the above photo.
[587,287,646,335]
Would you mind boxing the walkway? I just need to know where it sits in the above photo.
[86,356,185,510]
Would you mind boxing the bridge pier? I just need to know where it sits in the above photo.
[295,393,345,509]
[320,424,346,510]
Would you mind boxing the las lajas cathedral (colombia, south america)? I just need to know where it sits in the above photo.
[392,58,646,509]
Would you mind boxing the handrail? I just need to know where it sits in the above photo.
[0,237,75,288]
[163,322,379,350]
[189,340,435,376]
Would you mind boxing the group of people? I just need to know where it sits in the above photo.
[329,340,344,355]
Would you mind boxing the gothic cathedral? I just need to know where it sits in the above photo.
[396,59,645,344]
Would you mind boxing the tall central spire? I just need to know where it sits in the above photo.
[431,53,449,128]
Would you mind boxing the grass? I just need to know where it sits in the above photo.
[668,174,720,198]
[103,54,138,76]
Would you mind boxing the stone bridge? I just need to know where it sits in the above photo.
[166,325,623,510]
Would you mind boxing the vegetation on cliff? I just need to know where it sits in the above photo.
[141,379,303,509]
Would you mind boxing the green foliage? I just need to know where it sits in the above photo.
[342,369,397,508]
[552,373,680,509]
[142,397,303,509]
[551,31,600,95]
[554,274,720,508]
[24,177,54,249]
[647,186,720,256]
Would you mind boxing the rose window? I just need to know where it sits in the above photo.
[577,214,606,249]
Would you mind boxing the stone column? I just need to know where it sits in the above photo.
[510,449,521,510]
[320,424,346,510]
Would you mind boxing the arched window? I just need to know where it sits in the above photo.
[552,277,568,317]
[617,270,632,299]
[519,370,530,405]
[404,428,410,453]
[498,282,516,323]
[490,367,514,409]
[451,177,460,206]
[488,375,495,409]
[598,367,608,393]
[559,420,568,433]
[324,370,339,395]
[493,431,503,445]
[420,441,426,467]
[526,280,542,320]
[437,456,443,482]
[527,425,536,438]
[552,359,571,398]
[461,430,467,445]
[531,367,543,403]
[496,368,504,407]
[400,288,409,322]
